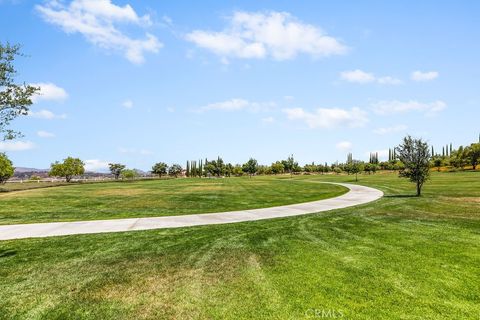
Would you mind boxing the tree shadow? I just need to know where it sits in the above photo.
[0,249,17,258]
[384,194,418,198]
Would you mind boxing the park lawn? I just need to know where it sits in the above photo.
[0,172,479,319]
[0,176,348,225]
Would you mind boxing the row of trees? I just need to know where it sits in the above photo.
[430,142,480,172]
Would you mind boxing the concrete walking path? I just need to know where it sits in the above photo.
[0,183,383,241]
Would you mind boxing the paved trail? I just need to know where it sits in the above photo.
[0,183,383,240]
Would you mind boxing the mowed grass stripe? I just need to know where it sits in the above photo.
[0,176,348,225]
[0,172,479,319]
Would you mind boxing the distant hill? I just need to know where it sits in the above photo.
[14,167,49,173]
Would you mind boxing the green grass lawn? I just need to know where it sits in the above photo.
[0,176,347,225]
[0,172,479,319]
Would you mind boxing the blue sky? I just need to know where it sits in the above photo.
[1,0,479,171]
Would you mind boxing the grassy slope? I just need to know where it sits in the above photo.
[0,172,479,319]
[0,177,347,225]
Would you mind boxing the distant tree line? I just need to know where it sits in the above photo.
[1,136,479,184]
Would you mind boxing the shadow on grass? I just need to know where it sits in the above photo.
[384,194,419,198]
[0,249,17,259]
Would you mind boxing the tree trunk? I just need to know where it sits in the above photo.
[355,173,358,182]
[66,176,71,183]
[416,182,421,196]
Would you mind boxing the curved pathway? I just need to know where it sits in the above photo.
[0,183,383,240]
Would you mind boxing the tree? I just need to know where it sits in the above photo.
[152,162,168,178]
[0,152,14,183]
[345,160,363,181]
[121,169,138,180]
[109,163,125,180]
[49,157,85,182]
[466,143,480,170]
[242,158,258,177]
[225,163,234,177]
[168,164,182,177]
[1,43,40,140]
[271,161,284,175]
[432,157,443,172]
[282,154,297,176]
[396,136,430,196]
[232,164,243,176]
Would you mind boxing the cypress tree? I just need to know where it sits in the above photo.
[442,147,445,157]
[450,143,453,155]
[431,146,434,157]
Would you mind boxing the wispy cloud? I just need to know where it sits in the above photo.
[340,69,402,85]
[37,130,56,138]
[373,124,408,135]
[411,70,439,82]
[372,100,446,116]
[283,107,368,129]
[36,0,162,64]
[336,141,352,151]
[28,109,67,120]
[196,98,275,113]
[186,11,347,61]
[0,140,35,151]
[122,99,133,109]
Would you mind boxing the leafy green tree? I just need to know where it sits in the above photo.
[396,136,431,196]
[333,166,342,175]
[225,163,234,177]
[230,164,242,176]
[168,164,183,177]
[271,161,284,175]
[1,43,40,140]
[108,163,126,180]
[242,158,258,177]
[345,160,363,181]
[450,146,467,170]
[49,157,85,182]
[152,162,168,178]
[0,152,14,183]
[466,143,480,170]
[121,169,138,180]
[282,154,297,175]
[432,157,443,172]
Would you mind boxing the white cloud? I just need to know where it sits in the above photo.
[122,99,133,109]
[373,124,408,135]
[0,140,35,151]
[340,70,402,85]
[84,159,110,172]
[166,107,175,113]
[340,70,375,84]
[411,70,439,82]
[186,11,347,61]
[28,109,67,120]
[372,100,446,116]
[336,141,352,151]
[36,0,162,64]
[31,82,68,103]
[197,98,275,113]
[37,130,56,138]
[283,107,368,129]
